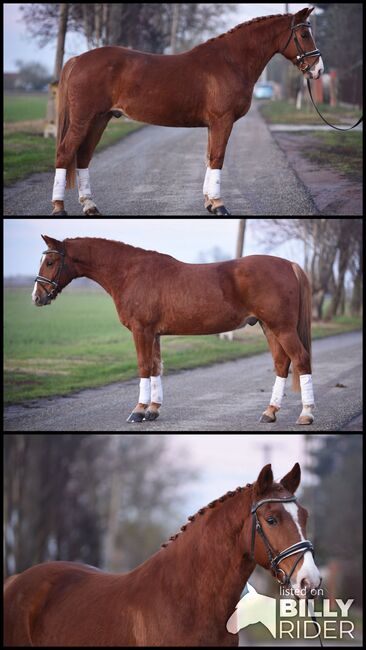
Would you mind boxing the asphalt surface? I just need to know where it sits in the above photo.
[4,332,362,432]
[4,102,318,216]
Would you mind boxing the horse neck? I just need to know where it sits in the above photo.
[66,238,144,296]
[151,489,253,627]
[224,15,290,83]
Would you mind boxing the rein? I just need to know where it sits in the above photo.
[306,79,363,131]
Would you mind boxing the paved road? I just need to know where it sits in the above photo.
[4,332,361,432]
[4,103,317,216]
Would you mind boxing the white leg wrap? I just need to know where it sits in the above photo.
[203,167,210,195]
[270,376,287,409]
[151,375,163,405]
[77,168,92,199]
[207,169,221,199]
[139,378,151,405]
[52,168,67,201]
[300,374,315,406]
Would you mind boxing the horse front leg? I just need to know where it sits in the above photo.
[127,327,156,423]
[145,335,163,421]
[203,117,233,215]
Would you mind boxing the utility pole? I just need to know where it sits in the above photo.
[170,4,179,53]
[236,219,247,258]
[44,3,68,138]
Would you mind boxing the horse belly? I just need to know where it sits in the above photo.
[162,301,248,336]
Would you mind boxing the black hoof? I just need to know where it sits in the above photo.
[84,208,102,216]
[259,414,276,423]
[212,205,231,215]
[206,204,213,214]
[144,410,160,421]
[127,411,145,423]
[52,210,68,215]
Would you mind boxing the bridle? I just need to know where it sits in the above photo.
[35,249,66,301]
[250,496,314,586]
[282,16,321,74]
[283,16,363,131]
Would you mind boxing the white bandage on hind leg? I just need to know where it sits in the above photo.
[52,168,67,201]
[151,376,163,404]
[270,376,287,409]
[77,168,91,199]
[207,169,221,199]
[203,167,210,195]
[300,374,315,405]
[139,378,151,405]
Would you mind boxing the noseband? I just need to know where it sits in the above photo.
[251,496,314,585]
[35,249,66,301]
[282,16,321,73]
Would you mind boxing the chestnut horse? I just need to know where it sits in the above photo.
[4,463,322,646]
[32,235,315,425]
[51,8,323,216]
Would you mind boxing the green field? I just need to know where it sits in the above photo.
[4,93,144,184]
[4,288,362,404]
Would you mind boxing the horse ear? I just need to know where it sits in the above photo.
[254,463,273,498]
[42,234,62,249]
[296,7,314,21]
[280,462,301,494]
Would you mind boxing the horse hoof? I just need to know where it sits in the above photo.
[127,411,145,423]
[212,205,231,215]
[296,415,314,425]
[144,409,160,421]
[206,204,213,214]
[52,210,68,215]
[260,413,276,423]
[84,208,102,215]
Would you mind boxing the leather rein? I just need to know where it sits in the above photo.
[283,16,362,131]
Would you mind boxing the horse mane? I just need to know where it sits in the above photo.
[161,483,249,548]
[196,13,291,49]
[161,477,289,548]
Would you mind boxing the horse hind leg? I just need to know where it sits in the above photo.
[260,325,291,424]
[52,119,92,215]
[76,114,112,215]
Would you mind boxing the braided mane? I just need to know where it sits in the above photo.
[161,483,251,548]
[199,13,291,48]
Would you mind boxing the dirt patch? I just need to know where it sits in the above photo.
[272,132,362,215]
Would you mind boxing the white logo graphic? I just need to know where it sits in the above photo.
[226,583,355,641]
[227,583,277,637]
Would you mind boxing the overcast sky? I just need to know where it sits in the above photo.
[169,433,322,518]
[4,218,304,276]
[4,3,314,72]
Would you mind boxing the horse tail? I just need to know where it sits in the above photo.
[56,57,78,189]
[291,263,312,392]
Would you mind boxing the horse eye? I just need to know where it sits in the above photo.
[267,517,276,525]
[301,31,309,38]
[47,261,53,267]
